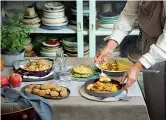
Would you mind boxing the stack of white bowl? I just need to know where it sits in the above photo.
[62,37,89,57]
[41,2,68,30]
[40,39,63,57]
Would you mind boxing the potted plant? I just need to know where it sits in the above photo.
[1,17,31,66]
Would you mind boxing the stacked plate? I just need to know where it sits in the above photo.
[23,6,41,27]
[62,37,89,57]
[41,2,68,30]
[40,39,63,57]
[99,12,119,29]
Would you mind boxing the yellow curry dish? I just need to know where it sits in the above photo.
[99,59,133,71]
[87,77,119,93]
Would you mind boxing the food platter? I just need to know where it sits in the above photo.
[69,64,100,82]
[79,85,128,102]
[22,82,70,100]
[95,58,134,76]
[12,58,54,77]
[84,78,124,97]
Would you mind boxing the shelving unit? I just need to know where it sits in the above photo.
[89,0,139,57]
[2,1,140,58]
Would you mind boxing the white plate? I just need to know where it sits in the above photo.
[42,41,60,47]
[42,16,67,24]
[44,2,64,9]
[40,51,56,57]
[42,20,68,26]
[100,23,115,29]
[23,17,41,24]
[79,85,128,102]
[43,7,65,13]
[43,11,64,18]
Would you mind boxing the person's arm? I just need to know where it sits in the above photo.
[105,1,140,44]
[139,29,166,69]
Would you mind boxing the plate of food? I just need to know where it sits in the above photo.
[22,82,70,99]
[84,76,124,97]
[95,58,134,76]
[12,59,53,77]
[69,64,100,82]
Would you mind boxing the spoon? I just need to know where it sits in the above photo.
[100,70,107,77]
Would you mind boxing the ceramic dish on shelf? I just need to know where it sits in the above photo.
[62,37,77,47]
[23,17,41,24]
[42,17,67,24]
[44,2,64,10]
[41,46,62,52]
[24,13,38,19]
[99,24,115,29]
[43,7,65,13]
[43,11,65,18]
[40,24,67,30]
[42,20,68,27]
[63,44,89,52]
[24,23,41,28]
[99,12,119,19]
[40,51,57,57]
[66,51,89,57]
[42,41,60,47]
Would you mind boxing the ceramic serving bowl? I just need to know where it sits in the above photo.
[17,59,53,77]
[62,37,77,47]
[41,46,62,53]
[99,12,119,19]
[43,7,65,13]
[84,79,124,97]
[23,17,41,24]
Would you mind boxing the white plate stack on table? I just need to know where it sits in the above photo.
[99,11,119,29]
[41,2,68,30]
[62,37,89,57]
[40,39,63,57]
[23,6,41,28]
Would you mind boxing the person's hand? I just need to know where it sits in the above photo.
[95,40,118,64]
[120,62,144,89]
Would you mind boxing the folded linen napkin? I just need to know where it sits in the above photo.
[1,87,53,120]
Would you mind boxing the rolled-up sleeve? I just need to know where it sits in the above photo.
[106,1,139,44]
[139,31,166,69]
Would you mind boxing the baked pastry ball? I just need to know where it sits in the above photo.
[32,88,40,94]
[50,91,59,97]
[40,84,49,90]
[24,88,32,93]
[53,86,62,92]
[60,90,68,97]
[37,90,46,96]
[34,85,41,89]
[60,87,67,92]
[28,85,35,89]
[45,89,51,95]
[47,83,56,89]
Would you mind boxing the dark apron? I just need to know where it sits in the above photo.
[136,1,166,120]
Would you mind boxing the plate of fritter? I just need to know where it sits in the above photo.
[95,58,134,76]
[84,77,124,97]
[70,64,100,82]
[22,82,70,99]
